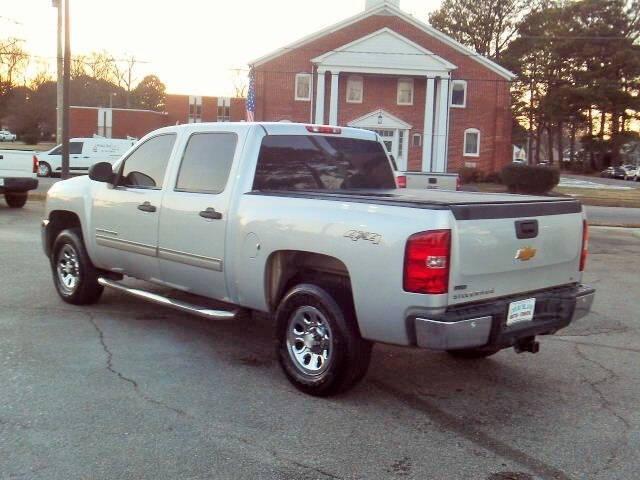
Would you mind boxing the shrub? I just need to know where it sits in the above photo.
[458,167,483,184]
[501,164,560,195]
[21,133,39,145]
[483,172,503,184]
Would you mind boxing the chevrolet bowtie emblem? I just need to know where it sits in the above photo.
[515,247,537,262]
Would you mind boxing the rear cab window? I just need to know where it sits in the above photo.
[252,135,395,191]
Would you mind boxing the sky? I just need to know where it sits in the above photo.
[2,0,442,96]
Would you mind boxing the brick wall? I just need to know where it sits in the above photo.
[111,110,168,139]
[69,108,98,138]
[254,13,513,173]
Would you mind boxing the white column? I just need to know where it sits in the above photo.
[329,72,340,126]
[392,129,400,164]
[315,70,326,124]
[433,77,450,173]
[401,129,409,171]
[422,77,435,172]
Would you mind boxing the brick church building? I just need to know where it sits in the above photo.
[249,0,516,174]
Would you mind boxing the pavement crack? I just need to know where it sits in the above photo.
[86,312,189,418]
[573,344,631,474]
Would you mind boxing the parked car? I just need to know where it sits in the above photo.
[0,150,38,208]
[41,122,595,396]
[36,137,136,177]
[0,130,17,142]
[623,165,640,181]
[607,166,628,179]
[600,167,614,178]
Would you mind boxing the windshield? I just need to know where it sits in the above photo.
[253,135,395,191]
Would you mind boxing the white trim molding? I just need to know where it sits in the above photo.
[249,4,516,80]
[450,80,467,108]
[294,73,312,102]
[464,128,481,157]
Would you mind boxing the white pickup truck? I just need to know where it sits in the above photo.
[42,122,595,396]
[0,150,38,208]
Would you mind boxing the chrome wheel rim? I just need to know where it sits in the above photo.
[286,306,333,377]
[38,163,49,177]
[56,244,80,294]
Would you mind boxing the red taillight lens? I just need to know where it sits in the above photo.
[404,230,451,294]
[580,220,589,272]
[32,155,38,174]
[396,175,407,188]
[305,125,342,134]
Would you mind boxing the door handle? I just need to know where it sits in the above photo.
[199,207,222,220]
[137,201,157,213]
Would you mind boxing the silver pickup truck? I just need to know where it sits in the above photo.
[42,122,594,396]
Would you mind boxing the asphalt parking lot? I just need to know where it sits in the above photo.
[1,203,638,480]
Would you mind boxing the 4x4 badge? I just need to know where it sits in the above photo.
[515,246,537,262]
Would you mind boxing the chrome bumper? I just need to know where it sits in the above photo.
[415,285,595,351]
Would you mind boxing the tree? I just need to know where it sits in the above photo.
[429,0,531,60]
[112,55,141,108]
[132,75,166,111]
[0,37,28,123]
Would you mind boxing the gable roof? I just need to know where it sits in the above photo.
[249,2,516,80]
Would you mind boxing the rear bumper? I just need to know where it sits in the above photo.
[414,284,595,351]
[0,177,38,193]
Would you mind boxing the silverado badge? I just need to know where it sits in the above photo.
[515,246,537,262]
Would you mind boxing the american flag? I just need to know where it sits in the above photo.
[246,68,256,122]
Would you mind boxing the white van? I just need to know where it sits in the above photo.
[36,138,136,177]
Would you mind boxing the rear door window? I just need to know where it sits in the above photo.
[119,134,176,189]
[69,142,83,155]
[175,132,237,194]
[253,135,395,191]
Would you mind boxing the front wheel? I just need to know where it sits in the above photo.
[51,229,104,305]
[276,283,372,397]
[4,192,28,208]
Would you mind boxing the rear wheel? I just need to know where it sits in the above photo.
[447,347,501,359]
[4,192,28,208]
[51,228,104,305]
[276,282,372,396]
[38,161,52,177]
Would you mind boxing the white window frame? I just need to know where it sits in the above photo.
[295,73,312,102]
[412,133,422,147]
[450,80,467,108]
[397,78,414,106]
[464,128,480,157]
[346,75,364,104]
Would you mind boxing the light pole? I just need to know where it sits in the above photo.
[53,0,63,144]
[59,0,70,180]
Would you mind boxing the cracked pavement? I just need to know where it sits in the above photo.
[1,204,639,480]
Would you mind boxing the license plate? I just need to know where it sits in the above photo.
[507,298,536,326]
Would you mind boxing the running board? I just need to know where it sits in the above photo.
[97,278,236,321]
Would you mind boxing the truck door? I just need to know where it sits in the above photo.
[157,132,238,301]
[90,133,177,281]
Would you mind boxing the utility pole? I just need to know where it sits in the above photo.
[54,0,63,144]
[61,0,71,180]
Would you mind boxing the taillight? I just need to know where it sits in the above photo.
[32,155,38,174]
[580,220,589,272]
[396,175,407,188]
[305,125,342,134]
[404,230,451,294]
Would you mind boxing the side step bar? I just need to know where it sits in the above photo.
[98,278,236,321]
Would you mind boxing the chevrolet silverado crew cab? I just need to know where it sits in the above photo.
[0,150,38,208]
[42,122,595,396]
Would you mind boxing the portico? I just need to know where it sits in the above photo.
[311,28,456,173]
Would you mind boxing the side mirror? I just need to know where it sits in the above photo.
[88,162,115,184]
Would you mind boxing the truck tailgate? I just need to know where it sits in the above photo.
[449,206,584,305]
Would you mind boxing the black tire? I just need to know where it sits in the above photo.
[276,282,372,397]
[447,347,501,359]
[4,192,28,208]
[38,161,52,177]
[51,228,104,305]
